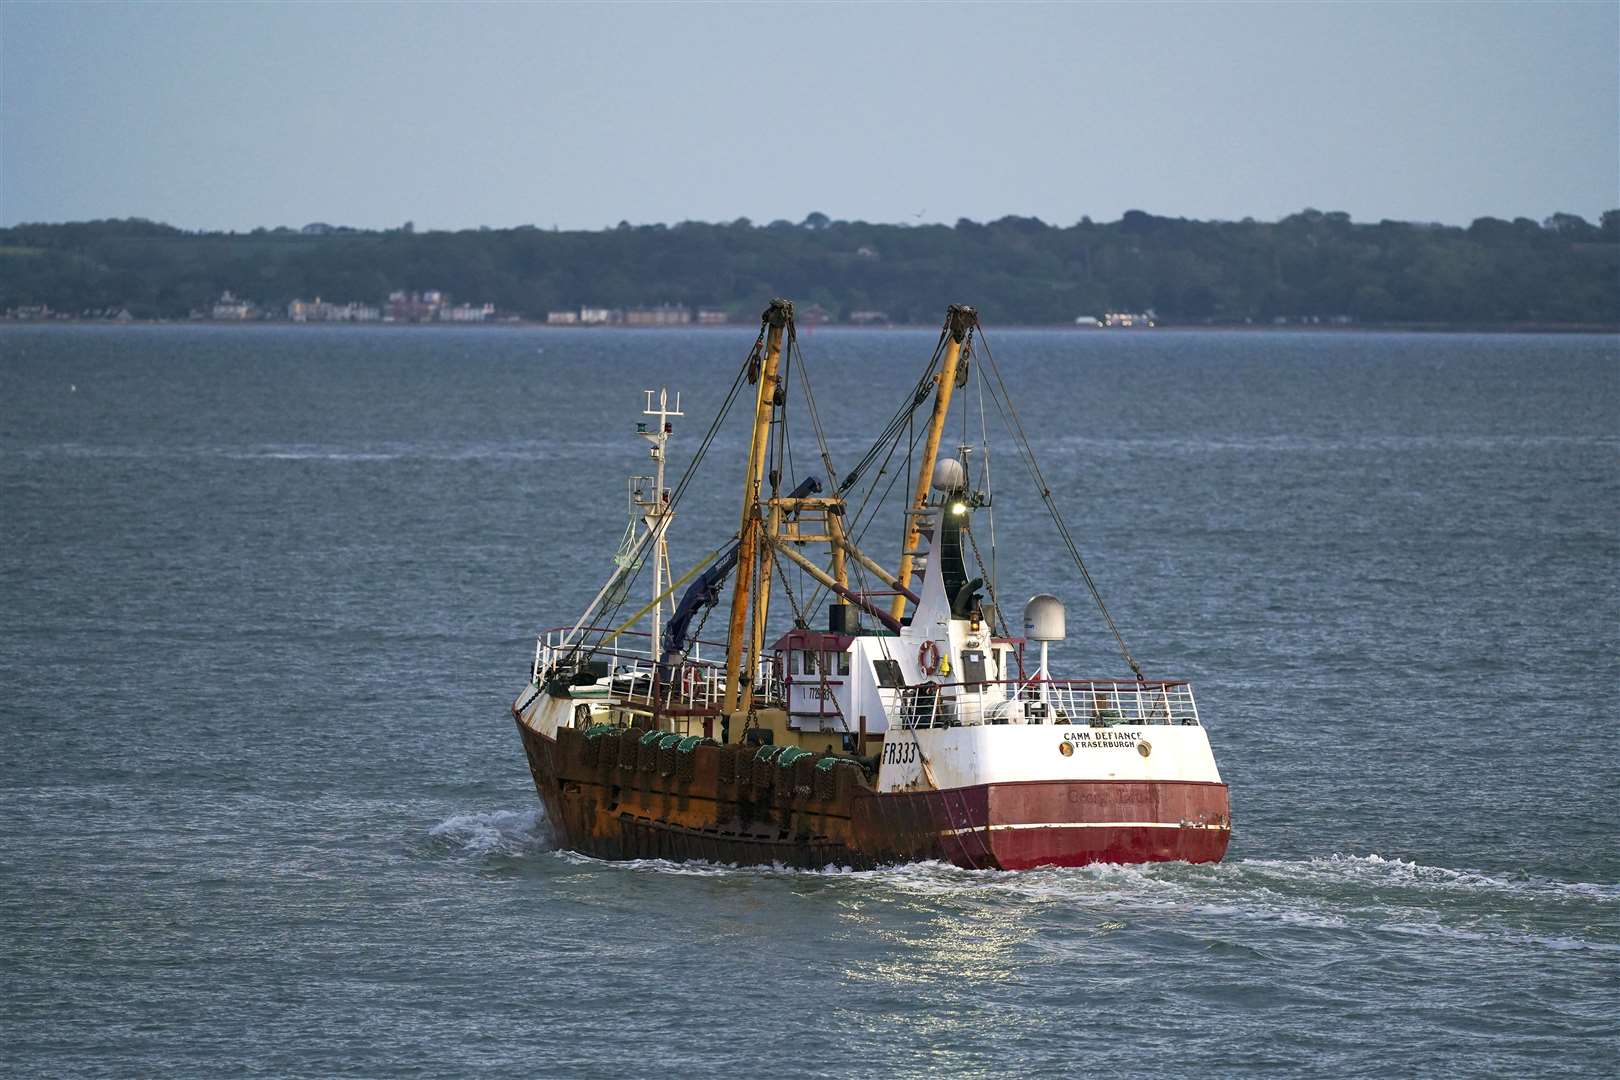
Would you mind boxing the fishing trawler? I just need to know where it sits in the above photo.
[512,301,1230,869]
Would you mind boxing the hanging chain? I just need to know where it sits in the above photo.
[964,524,1013,641]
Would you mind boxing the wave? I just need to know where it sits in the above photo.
[1046,432,1620,456]
[543,847,1618,952]
[426,807,552,857]
[1238,852,1620,903]
[549,849,1615,900]
[4,442,572,463]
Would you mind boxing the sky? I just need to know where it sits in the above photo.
[2,0,1615,232]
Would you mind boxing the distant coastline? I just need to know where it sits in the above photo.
[4,317,1614,335]
[3,211,1615,330]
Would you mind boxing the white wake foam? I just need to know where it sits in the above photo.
[428,807,550,856]
[1239,853,1620,902]
[541,848,1617,952]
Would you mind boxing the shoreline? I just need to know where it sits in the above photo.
[2,319,1615,335]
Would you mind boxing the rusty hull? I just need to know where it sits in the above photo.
[516,717,1230,871]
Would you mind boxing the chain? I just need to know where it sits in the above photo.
[964,524,1012,640]
[767,539,809,629]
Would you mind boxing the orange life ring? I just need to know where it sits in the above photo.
[918,640,942,676]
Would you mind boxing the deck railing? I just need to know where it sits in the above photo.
[532,625,782,714]
[896,678,1201,730]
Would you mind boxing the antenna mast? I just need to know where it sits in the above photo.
[634,387,683,661]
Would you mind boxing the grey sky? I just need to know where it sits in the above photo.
[2,0,1615,231]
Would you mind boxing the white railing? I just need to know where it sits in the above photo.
[532,624,718,682]
[531,625,782,714]
[896,678,1200,729]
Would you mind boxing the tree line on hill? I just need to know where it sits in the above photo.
[2,209,1615,326]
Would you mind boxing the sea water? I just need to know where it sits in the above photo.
[2,324,1616,1077]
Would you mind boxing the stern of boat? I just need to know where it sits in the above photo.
[866,680,1231,870]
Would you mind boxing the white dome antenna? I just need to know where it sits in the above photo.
[931,457,967,492]
[1023,593,1067,688]
[1023,594,1066,641]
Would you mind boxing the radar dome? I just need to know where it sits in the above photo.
[1022,594,1067,641]
[931,457,967,492]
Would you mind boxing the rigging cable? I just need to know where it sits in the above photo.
[551,320,765,670]
[787,320,841,493]
[975,351,998,627]
[974,326,1145,681]
[834,318,950,496]
[800,392,930,617]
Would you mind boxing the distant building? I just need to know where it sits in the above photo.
[579,307,620,325]
[288,297,381,322]
[386,290,446,322]
[625,304,691,326]
[848,310,890,326]
[1073,315,1102,328]
[696,308,729,325]
[797,303,832,326]
[212,291,256,320]
[440,302,495,323]
[546,310,580,325]
[1102,310,1157,328]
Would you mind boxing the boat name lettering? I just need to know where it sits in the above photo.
[1063,730,1143,748]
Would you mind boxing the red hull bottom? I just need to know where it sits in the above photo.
[853,778,1230,869]
[987,824,1229,870]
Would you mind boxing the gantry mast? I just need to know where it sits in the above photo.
[722,299,792,723]
[719,302,986,735]
[891,304,977,621]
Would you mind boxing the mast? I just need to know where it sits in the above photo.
[635,388,682,660]
[891,304,976,621]
[722,299,792,723]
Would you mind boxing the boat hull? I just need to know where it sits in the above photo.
[516,718,1229,871]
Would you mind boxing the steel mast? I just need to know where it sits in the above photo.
[634,388,683,661]
[721,299,792,726]
[891,304,976,621]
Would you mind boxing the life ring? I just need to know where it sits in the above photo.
[918,640,942,676]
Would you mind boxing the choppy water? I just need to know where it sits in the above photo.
[2,325,1616,1077]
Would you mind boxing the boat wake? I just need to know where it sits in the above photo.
[547,847,1618,953]
[430,801,1616,954]
[426,807,552,857]
[1237,852,1619,902]
[551,847,1614,897]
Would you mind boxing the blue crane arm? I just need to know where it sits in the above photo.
[658,542,739,680]
[658,476,822,680]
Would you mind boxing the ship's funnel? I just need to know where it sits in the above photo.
[1023,594,1067,641]
[931,457,967,492]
